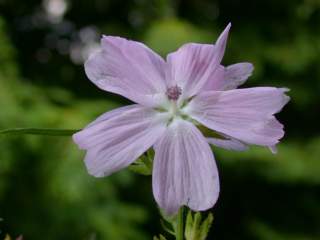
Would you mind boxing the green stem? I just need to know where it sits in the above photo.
[176,207,185,240]
[0,128,80,136]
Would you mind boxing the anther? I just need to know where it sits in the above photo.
[166,85,182,101]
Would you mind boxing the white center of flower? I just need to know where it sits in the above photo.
[164,85,186,121]
[159,85,192,124]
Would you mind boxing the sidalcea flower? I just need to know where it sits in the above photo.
[73,23,289,215]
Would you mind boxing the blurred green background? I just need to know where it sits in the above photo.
[0,0,319,239]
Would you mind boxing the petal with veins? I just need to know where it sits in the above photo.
[200,62,254,91]
[207,137,248,151]
[184,87,290,147]
[152,119,219,215]
[269,145,278,154]
[223,63,254,90]
[199,65,225,91]
[85,36,167,107]
[166,24,231,98]
[73,105,168,177]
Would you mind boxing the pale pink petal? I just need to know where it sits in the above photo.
[73,105,168,177]
[87,105,136,127]
[184,87,290,147]
[207,137,248,151]
[165,24,231,98]
[199,65,224,91]
[269,145,278,154]
[152,119,219,215]
[85,36,167,107]
[223,63,254,90]
[200,62,253,91]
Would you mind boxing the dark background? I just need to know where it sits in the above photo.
[0,0,319,239]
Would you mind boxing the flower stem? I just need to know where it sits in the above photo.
[176,207,185,240]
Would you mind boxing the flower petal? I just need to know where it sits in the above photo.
[152,119,219,215]
[184,87,290,147]
[223,63,254,90]
[200,62,254,91]
[166,24,231,98]
[269,145,278,154]
[85,36,167,107]
[199,65,224,91]
[207,137,248,151]
[73,104,168,177]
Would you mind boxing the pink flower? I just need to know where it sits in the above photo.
[73,23,289,215]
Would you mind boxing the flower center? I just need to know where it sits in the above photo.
[166,85,182,101]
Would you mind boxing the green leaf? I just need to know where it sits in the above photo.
[0,128,80,136]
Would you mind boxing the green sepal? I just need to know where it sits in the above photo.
[160,219,176,236]
[198,213,213,240]
[185,210,214,240]
[128,149,154,176]
[128,159,151,175]
[158,206,179,226]
[153,234,167,240]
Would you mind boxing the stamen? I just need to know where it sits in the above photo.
[166,85,182,101]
